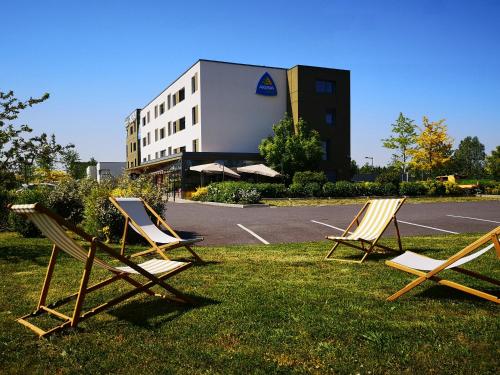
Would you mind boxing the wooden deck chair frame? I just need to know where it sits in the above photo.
[9,203,194,338]
[109,197,203,263]
[386,226,500,303]
[325,198,406,263]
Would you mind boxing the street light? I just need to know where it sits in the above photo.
[364,156,374,167]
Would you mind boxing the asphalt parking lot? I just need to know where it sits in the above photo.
[164,200,500,246]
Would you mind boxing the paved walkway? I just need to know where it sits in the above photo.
[164,200,500,246]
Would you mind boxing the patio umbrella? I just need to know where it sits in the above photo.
[190,162,240,186]
[236,164,282,178]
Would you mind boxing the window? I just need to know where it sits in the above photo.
[155,151,159,159]
[192,105,198,125]
[143,157,146,162]
[192,139,199,152]
[155,128,158,142]
[160,149,166,157]
[172,120,177,134]
[180,146,186,153]
[173,93,177,106]
[154,105,158,118]
[133,142,136,151]
[142,117,146,126]
[147,132,150,145]
[148,154,151,161]
[129,126,133,135]
[159,102,165,115]
[191,73,198,93]
[160,127,165,139]
[168,146,172,155]
[147,111,150,123]
[178,117,185,131]
[142,137,146,147]
[315,80,335,94]
[167,94,171,109]
[325,109,335,126]
[168,121,172,136]
[321,140,331,161]
[130,143,133,153]
[178,88,185,102]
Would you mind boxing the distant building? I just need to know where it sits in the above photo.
[87,162,126,183]
[124,59,350,193]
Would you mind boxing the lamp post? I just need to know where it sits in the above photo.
[364,156,374,168]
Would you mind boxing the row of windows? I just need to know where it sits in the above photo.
[141,139,198,162]
[142,73,198,126]
[142,105,199,147]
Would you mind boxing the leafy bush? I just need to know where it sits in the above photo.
[444,182,465,196]
[252,183,287,198]
[399,182,427,196]
[357,182,385,196]
[322,182,336,197]
[191,187,208,201]
[83,176,167,242]
[47,179,84,224]
[423,181,446,196]
[292,171,327,186]
[303,182,322,197]
[333,181,357,197]
[375,169,401,186]
[288,183,305,197]
[205,182,261,204]
[0,188,13,231]
[382,182,398,196]
[8,187,52,237]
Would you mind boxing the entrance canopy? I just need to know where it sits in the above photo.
[236,164,281,178]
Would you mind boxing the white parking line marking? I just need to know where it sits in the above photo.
[398,220,459,234]
[236,224,270,245]
[446,215,500,224]
[310,220,354,234]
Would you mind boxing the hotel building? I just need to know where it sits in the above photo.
[125,59,350,192]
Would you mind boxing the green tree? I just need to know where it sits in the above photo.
[61,148,81,178]
[485,146,500,179]
[0,90,49,185]
[382,113,417,181]
[452,136,485,178]
[408,116,453,178]
[259,115,322,181]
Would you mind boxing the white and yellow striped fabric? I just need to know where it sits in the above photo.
[10,204,188,275]
[328,199,403,242]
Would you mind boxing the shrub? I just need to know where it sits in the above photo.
[205,182,261,204]
[292,171,327,186]
[47,179,84,224]
[303,182,322,197]
[399,182,427,196]
[382,182,398,196]
[83,176,167,242]
[444,182,465,196]
[8,187,52,237]
[375,169,401,186]
[322,182,336,197]
[288,183,305,197]
[357,182,384,196]
[252,183,287,198]
[191,187,208,201]
[0,188,13,231]
[334,181,357,197]
[423,180,446,196]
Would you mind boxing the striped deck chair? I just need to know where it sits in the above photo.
[325,198,406,263]
[109,197,203,262]
[9,203,194,338]
[386,226,500,303]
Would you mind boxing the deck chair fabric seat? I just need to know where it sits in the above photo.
[9,203,194,338]
[386,227,500,304]
[110,197,203,262]
[389,244,494,271]
[325,198,406,263]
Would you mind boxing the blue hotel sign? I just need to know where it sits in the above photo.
[256,72,277,96]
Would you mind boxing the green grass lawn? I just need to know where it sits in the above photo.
[263,195,500,207]
[0,232,498,374]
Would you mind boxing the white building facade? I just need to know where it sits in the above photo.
[136,60,288,165]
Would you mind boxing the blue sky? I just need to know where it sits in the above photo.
[2,0,499,166]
